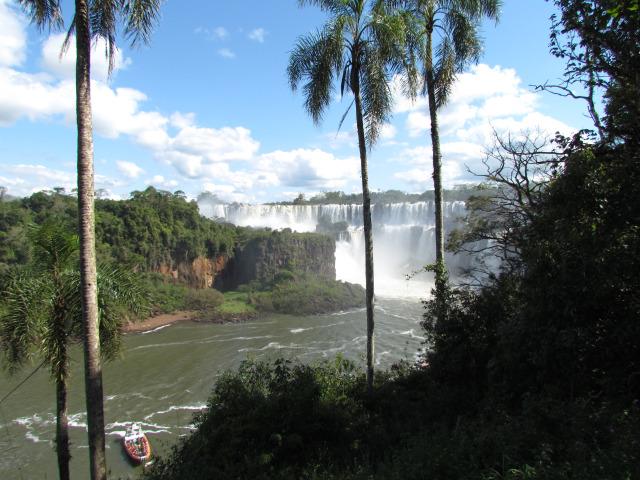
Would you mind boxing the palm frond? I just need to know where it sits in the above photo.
[298,0,351,16]
[89,0,119,75]
[60,13,76,58]
[434,37,456,108]
[97,264,149,360]
[446,8,481,67]
[28,222,79,274]
[0,274,50,373]
[121,0,163,47]
[337,97,356,133]
[360,44,392,146]
[17,0,63,30]
[288,22,345,125]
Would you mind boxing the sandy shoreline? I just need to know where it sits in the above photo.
[123,311,198,333]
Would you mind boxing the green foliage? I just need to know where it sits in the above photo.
[96,187,237,270]
[142,357,367,480]
[222,272,365,316]
[0,188,238,275]
[0,221,148,372]
[183,288,224,312]
[270,274,365,315]
[137,273,225,316]
[216,291,258,316]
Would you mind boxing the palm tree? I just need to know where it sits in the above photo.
[404,0,500,302]
[17,2,161,478]
[288,0,413,394]
[0,223,146,480]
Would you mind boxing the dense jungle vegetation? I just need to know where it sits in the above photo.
[141,1,640,478]
[0,187,364,317]
[0,186,237,276]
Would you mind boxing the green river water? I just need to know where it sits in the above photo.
[0,297,425,479]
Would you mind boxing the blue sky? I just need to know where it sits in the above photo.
[0,0,591,202]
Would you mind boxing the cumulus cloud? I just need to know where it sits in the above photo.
[257,149,359,189]
[248,28,267,43]
[392,64,574,187]
[146,175,178,189]
[0,163,123,197]
[116,160,144,178]
[0,0,26,67]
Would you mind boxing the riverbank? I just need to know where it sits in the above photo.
[123,311,198,333]
[123,307,259,334]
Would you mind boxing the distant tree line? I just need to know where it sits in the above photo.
[269,186,492,206]
[0,187,239,284]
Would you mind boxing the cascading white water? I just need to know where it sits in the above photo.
[199,201,470,298]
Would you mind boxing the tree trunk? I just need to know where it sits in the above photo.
[352,70,375,396]
[75,2,107,479]
[425,40,447,298]
[56,369,70,480]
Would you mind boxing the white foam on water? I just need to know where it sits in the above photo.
[143,404,207,421]
[141,324,171,334]
[331,307,366,316]
[238,342,308,353]
[397,329,426,340]
[290,327,312,334]
[68,413,87,430]
[223,335,275,341]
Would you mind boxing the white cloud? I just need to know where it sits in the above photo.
[380,123,397,140]
[146,175,178,189]
[217,48,235,59]
[170,126,259,162]
[170,112,196,129]
[257,149,359,189]
[0,164,123,197]
[397,64,542,137]
[248,28,267,43]
[0,0,26,67]
[116,160,144,178]
[392,64,575,187]
[0,68,74,125]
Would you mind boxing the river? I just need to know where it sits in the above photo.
[0,295,426,479]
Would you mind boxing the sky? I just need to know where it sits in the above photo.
[0,0,592,203]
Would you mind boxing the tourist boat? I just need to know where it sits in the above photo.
[123,423,152,464]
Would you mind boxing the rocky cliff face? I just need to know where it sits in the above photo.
[229,232,335,288]
[157,254,230,289]
[155,231,335,290]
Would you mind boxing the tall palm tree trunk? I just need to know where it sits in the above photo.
[353,72,375,396]
[425,39,446,300]
[426,71,444,267]
[55,372,70,480]
[75,1,107,478]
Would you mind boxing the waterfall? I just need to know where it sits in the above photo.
[199,201,471,298]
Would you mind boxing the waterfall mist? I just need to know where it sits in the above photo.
[199,201,472,298]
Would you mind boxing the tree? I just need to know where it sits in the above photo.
[17,2,161,478]
[447,130,562,283]
[546,0,640,144]
[0,223,146,480]
[404,0,500,303]
[288,0,412,394]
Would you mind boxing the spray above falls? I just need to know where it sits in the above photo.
[199,201,472,298]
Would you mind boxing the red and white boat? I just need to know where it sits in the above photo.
[123,423,152,464]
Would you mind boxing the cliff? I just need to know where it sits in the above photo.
[155,231,335,291]
[157,254,230,289]
[220,230,335,290]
